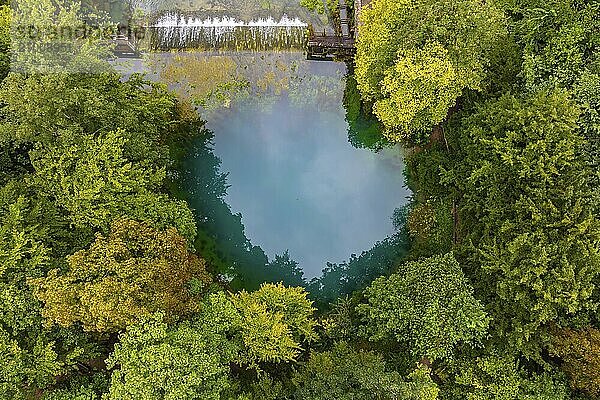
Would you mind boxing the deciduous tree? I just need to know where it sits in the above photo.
[232,283,318,367]
[291,342,439,400]
[453,354,569,400]
[29,128,196,241]
[30,218,210,332]
[358,253,489,361]
[105,312,234,400]
[449,90,600,354]
[355,0,505,143]
[0,181,94,398]
[550,327,600,397]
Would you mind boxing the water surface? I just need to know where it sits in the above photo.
[123,10,411,281]
[191,58,410,277]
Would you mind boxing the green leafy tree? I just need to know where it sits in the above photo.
[358,253,489,361]
[30,218,210,332]
[453,354,569,400]
[11,0,111,74]
[28,128,196,241]
[355,0,505,143]
[0,181,95,398]
[41,374,108,400]
[300,0,325,14]
[0,72,201,240]
[550,327,600,398]
[105,285,318,399]
[105,312,235,400]
[574,70,600,206]
[0,72,188,165]
[494,0,600,209]
[291,342,439,400]
[405,198,454,258]
[232,283,318,367]
[502,0,600,91]
[0,4,10,81]
[449,90,600,355]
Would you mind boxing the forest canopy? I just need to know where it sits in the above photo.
[0,0,599,398]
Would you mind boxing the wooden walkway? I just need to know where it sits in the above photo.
[112,35,140,58]
[306,0,369,60]
[306,34,355,61]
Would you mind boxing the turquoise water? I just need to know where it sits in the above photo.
[185,58,410,278]
[116,50,409,282]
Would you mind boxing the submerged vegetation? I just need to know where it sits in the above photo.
[0,0,599,399]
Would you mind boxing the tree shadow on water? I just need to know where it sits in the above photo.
[176,126,410,305]
[343,74,390,151]
[177,128,307,291]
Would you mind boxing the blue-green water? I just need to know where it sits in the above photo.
[117,51,410,283]
[189,59,410,278]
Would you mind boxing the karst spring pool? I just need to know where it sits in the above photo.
[181,55,409,279]
[208,77,407,278]
[121,17,411,283]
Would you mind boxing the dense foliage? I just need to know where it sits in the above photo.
[105,312,234,400]
[450,90,600,355]
[1,0,599,398]
[30,218,210,332]
[353,0,600,396]
[355,0,505,143]
[550,327,600,397]
[290,342,439,400]
[359,253,489,362]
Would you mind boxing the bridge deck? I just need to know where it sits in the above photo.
[112,35,139,58]
[307,36,355,48]
[306,0,368,60]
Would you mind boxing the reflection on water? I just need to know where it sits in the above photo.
[123,50,410,297]
[211,95,408,278]
[181,56,410,278]
[145,52,345,117]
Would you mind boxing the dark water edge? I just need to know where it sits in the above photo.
[136,50,412,307]
[170,124,411,308]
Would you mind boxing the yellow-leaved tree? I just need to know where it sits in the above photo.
[29,218,211,332]
[355,0,505,144]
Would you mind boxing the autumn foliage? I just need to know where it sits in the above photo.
[551,327,600,397]
[30,218,210,332]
